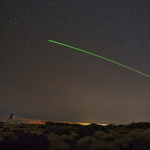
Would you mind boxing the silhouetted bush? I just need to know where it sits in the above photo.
[1,122,150,149]
[0,127,4,131]
[60,134,74,143]
[9,126,22,132]
[90,140,119,150]
[94,131,105,140]
[114,137,131,149]
[88,123,99,129]
[106,124,118,131]
[77,126,91,137]
[52,126,70,135]
[0,131,19,144]
[126,122,150,130]
[44,126,70,135]
[70,132,79,139]
[77,136,91,149]
[18,124,26,128]
[30,130,44,136]
[128,129,141,139]
[118,124,125,127]
[118,128,129,134]
[77,124,108,138]
[144,128,150,142]
[43,127,51,134]
[47,133,59,141]
[103,132,118,141]
[38,124,46,129]
[8,132,19,142]
[71,123,82,128]
[47,133,69,150]
[0,134,4,142]
[46,122,70,127]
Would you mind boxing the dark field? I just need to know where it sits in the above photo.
[0,122,150,150]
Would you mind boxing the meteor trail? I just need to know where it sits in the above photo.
[48,40,150,78]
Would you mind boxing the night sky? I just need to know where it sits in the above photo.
[1,0,150,124]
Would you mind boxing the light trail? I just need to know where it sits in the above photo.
[48,40,150,78]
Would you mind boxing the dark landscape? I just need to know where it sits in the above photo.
[0,122,150,150]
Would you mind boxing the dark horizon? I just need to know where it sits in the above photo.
[1,114,150,126]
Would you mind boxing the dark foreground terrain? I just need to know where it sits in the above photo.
[0,122,150,150]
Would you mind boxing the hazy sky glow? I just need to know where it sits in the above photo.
[1,0,150,124]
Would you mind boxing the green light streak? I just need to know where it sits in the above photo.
[48,40,150,78]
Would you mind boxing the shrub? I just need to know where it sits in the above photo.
[60,134,74,143]
[0,128,4,131]
[30,130,37,135]
[106,124,117,130]
[9,127,22,132]
[88,123,99,130]
[70,132,79,139]
[38,124,46,129]
[2,132,9,137]
[89,139,102,150]
[118,124,125,127]
[109,130,120,138]
[49,141,69,150]
[118,128,128,134]
[2,131,20,143]
[90,131,131,149]
[114,137,131,149]
[19,124,27,128]
[94,131,105,140]
[47,133,59,141]
[8,131,14,135]
[36,130,44,136]
[77,136,91,149]
[0,134,4,142]
[77,126,95,137]
[77,125,108,138]
[89,140,119,150]
[23,130,28,133]
[128,130,138,139]
[44,126,70,135]
[26,124,37,130]
[126,122,150,130]
[47,133,69,150]
[43,127,51,134]
[56,126,70,135]
[10,133,19,142]
[103,133,115,141]
[30,130,44,136]
[102,131,120,141]
[143,128,150,142]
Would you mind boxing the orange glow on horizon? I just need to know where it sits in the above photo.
[51,121,71,124]
[15,118,108,126]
